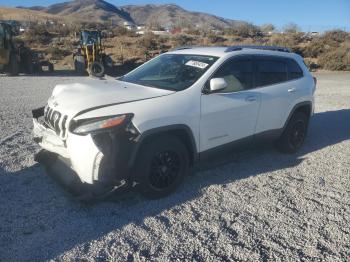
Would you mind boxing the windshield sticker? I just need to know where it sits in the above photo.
[185,60,209,69]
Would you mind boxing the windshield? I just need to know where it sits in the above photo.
[81,31,100,45]
[120,54,219,91]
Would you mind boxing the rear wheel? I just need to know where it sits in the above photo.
[134,136,189,199]
[48,63,54,73]
[102,54,114,75]
[21,53,34,74]
[276,112,309,153]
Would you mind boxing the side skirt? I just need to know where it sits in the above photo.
[198,129,283,162]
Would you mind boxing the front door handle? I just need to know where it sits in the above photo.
[288,88,296,93]
[245,96,258,102]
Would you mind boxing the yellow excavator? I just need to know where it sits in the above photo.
[73,30,113,77]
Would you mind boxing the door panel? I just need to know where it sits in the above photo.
[200,91,261,152]
[199,56,261,152]
[254,56,302,133]
[254,82,293,133]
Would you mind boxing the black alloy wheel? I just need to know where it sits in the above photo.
[276,111,309,153]
[135,135,189,199]
[149,150,181,190]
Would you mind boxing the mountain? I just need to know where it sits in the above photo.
[122,4,244,29]
[13,0,245,29]
[0,6,64,22]
[23,0,133,24]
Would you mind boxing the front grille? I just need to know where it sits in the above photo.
[44,106,68,138]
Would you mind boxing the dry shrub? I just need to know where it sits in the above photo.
[207,34,226,44]
[318,44,350,71]
[268,34,300,49]
[303,58,319,71]
[172,34,195,47]
[137,33,158,50]
[46,46,71,60]
[301,39,325,58]
[23,25,53,45]
[225,23,262,38]
[322,30,350,44]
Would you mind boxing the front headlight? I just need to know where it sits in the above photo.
[71,114,133,135]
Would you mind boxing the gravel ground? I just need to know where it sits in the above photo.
[0,72,349,261]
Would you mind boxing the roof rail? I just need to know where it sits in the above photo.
[225,45,291,53]
[171,46,194,51]
[171,45,214,51]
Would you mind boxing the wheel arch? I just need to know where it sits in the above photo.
[283,101,313,132]
[128,124,198,168]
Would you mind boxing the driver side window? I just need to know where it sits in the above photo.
[212,58,254,93]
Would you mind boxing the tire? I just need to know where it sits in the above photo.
[276,112,309,153]
[6,54,19,76]
[134,135,189,199]
[102,55,114,75]
[89,61,105,77]
[74,55,86,76]
[48,63,54,73]
[22,53,34,74]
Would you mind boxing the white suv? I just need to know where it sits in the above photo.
[32,45,316,199]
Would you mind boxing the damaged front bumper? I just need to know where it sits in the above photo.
[32,107,137,197]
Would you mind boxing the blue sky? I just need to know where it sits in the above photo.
[1,0,350,32]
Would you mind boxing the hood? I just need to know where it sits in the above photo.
[47,78,174,117]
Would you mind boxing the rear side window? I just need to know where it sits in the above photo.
[287,59,303,80]
[256,59,287,87]
[212,58,254,92]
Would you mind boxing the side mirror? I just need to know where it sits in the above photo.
[210,78,228,92]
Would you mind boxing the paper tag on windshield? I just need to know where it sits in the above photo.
[186,60,209,69]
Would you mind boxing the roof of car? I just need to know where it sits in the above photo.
[168,46,300,60]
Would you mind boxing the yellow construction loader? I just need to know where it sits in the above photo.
[73,30,113,77]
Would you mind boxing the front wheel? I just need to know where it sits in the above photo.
[89,61,105,77]
[134,136,189,199]
[276,112,309,153]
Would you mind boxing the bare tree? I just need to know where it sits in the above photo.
[148,15,163,31]
[283,23,301,34]
[260,24,275,33]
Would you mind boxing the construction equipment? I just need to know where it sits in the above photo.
[73,30,113,77]
[0,22,54,76]
[0,22,20,75]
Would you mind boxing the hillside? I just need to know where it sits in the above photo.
[0,6,64,23]
[38,0,133,24]
[13,0,245,29]
[122,4,244,29]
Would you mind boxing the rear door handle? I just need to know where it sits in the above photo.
[245,96,258,102]
[288,88,296,93]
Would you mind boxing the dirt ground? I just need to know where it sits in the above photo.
[0,71,349,261]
